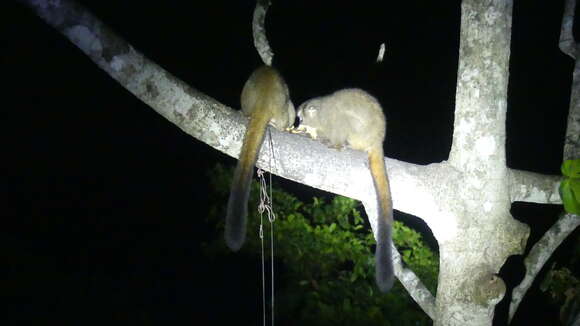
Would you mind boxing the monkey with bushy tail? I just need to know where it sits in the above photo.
[295,88,394,292]
[225,66,295,251]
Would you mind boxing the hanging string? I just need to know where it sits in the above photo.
[258,186,266,326]
[257,128,277,326]
[257,168,276,326]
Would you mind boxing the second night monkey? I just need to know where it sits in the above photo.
[295,89,394,292]
[225,66,295,251]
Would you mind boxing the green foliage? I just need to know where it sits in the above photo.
[559,159,580,214]
[392,221,439,293]
[541,263,580,326]
[205,164,439,325]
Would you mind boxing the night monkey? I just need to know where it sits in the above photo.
[225,66,295,251]
[295,89,394,292]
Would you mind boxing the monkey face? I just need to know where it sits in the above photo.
[293,100,323,139]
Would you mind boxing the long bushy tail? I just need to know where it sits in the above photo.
[225,114,270,251]
[368,146,394,292]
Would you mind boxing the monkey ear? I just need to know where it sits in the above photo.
[304,105,317,117]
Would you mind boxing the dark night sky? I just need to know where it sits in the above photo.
[2,1,577,325]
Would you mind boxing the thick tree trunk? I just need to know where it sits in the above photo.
[435,1,528,325]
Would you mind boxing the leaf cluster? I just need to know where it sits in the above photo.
[540,241,580,326]
[204,164,438,325]
[560,159,580,214]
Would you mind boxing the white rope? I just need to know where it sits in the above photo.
[258,195,266,326]
[257,128,276,326]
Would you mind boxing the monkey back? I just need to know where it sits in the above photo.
[240,66,295,130]
[297,88,386,152]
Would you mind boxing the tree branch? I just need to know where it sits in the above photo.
[17,0,461,229]
[509,1,580,321]
[251,0,274,65]
[16,0,448,319]
[508,169,562,204]
[392,242,437,319]
[362,200,436,319]
[561,0,580,160]
[508,213,580,322]
[559,0,577,60]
